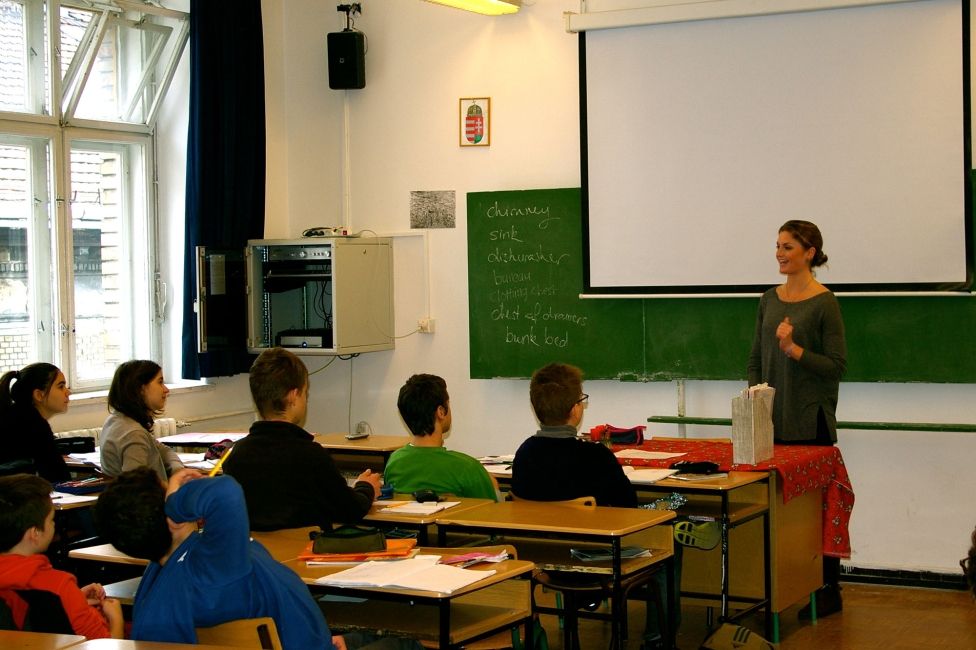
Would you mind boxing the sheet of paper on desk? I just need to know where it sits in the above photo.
[51,491,98,505]
[615,449,686,460]
[178,453,215,470]
[622,467,680,484]
[316,556,495,593]
[483,464,512,475]
[478,454,514,464]
[380,501,461,515]
[68,451,102,466]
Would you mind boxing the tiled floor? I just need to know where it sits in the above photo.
[539,583,976,649]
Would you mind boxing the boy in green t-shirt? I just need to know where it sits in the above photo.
[386,374,498,501]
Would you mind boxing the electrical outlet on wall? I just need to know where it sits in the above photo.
[418,318,436,334]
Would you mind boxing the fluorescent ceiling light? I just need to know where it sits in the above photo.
[424,0,521,16]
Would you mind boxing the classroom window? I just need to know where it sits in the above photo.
[0,0,187,390]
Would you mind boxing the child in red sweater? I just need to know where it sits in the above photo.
[0,474,123,638]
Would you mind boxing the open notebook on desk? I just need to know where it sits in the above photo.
[379,501,461,515]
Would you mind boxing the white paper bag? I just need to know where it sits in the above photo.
[731,384,774,465]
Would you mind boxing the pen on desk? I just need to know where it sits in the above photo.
[208,445,235,477]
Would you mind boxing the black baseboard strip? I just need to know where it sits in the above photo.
[842,565,967,590]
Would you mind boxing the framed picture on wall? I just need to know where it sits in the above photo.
[459,97,491,147]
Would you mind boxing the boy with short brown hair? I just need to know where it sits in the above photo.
[0,474,123,638]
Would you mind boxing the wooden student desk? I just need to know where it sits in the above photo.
[70,531,535,650]
[67,639,250,649]
[251,527,535,650]
[364,496,495,545]
[0,630,84,649]
[313,433,407,472]
[156,432,247,449]
[434,500,676,650]
[636,470,773,634]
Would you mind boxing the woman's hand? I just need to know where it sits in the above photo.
[776,317,794,349]
[332,635,348,650]
[777,317,802,359]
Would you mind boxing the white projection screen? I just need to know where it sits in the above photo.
[581,0,971,295]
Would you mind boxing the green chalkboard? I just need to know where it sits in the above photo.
[467,188,976,382]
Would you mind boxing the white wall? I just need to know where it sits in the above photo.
[252,0,976,575]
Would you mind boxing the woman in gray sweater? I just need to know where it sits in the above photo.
[747,219,846,619]
[100,360,183,482]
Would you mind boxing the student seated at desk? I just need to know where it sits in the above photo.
[513,363,677,649]
[223,348,381,531]
[95,468,420,650]
[511,363,636,507]
[0,474,123,639]
[385,374,498,501]
[0,363,72,482]
[100,360,184,482]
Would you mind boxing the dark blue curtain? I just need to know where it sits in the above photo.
[181,0,265,379]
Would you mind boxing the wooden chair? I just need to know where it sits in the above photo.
[507,493,596,507]
[196,617,283,650]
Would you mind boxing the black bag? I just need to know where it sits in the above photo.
[310,525,386,554]
[203,439,235,461]
[670,460,721,475]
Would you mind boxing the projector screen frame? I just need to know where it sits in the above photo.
[578,0,974,297]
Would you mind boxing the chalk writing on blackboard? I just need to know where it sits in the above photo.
[477,198,586,351]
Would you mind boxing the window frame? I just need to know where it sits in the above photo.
[0,0,187,391]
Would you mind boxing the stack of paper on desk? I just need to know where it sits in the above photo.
[315,556,495,593]
[621,466,680,484]
[379,501,460,515]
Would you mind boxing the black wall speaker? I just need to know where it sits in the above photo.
[327,31,365,90]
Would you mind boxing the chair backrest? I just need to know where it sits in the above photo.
[196,617,283,650]
[0,595,16,630]
[15,590,74,634]
[508,493,596,507]
[0,458,36,477]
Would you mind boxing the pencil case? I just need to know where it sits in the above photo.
[588,424,645,446]
[54,477,110,494]
[310,525,386,554]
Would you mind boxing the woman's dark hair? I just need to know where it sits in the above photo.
[397,374,449,437]
[779,220,828,269]
[0,363,60,416]
[94,467,171,562]
[108,360,163,432]
[964,526,976,599]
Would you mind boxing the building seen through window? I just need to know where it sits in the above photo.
[0,0,187,390]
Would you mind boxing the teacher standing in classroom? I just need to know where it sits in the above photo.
[747,219,847,618]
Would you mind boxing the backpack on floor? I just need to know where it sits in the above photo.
[699,623,774,650]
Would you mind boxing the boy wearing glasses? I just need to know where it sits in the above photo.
[511,362,636,506]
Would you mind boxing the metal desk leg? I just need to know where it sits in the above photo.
[719,491,730,621]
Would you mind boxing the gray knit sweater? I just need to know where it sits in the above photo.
[747,288,846,442]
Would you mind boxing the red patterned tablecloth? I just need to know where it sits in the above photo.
[618,439,854,558]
